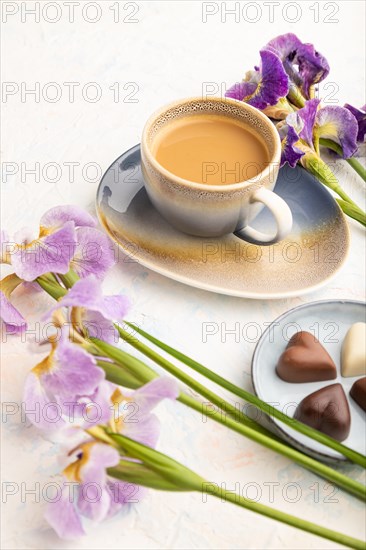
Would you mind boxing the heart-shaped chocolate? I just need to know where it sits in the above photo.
[276,331,337,383]
[294,383,351,441]
[350,377,366,412]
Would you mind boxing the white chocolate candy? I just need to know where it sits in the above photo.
[341,322,366,377]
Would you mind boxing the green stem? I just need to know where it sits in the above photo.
[307,156,359,207]
[90,338,158,386]
[96,360,143,390]
[36,274,366,500]
[107,433,365,550]
[208,485,364,550]
[115,328,365,501]
[320,138,366,183]
[179,393,365,501]
[36,276,67,299]
[93,334,277,441]
[347,156,366,182]
[287,86,306,109]
[337,199,366,226]
[36,273,277,442]
[58,269,80,289]
[126,323,366,468]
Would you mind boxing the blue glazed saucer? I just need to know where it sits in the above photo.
[252,300,366,462]
[96,145,349,299]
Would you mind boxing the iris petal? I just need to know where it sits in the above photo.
[0,274,27,333]
[76,443,120,522]
[24,330,104,430]
[225,81,257,101]
[265,33,329,99]
[40,205,96,231]
[71,226,116,280]
[344,104,366,143]
[297,98,320,146]
[44,487,85,540]
[316,105,359,158]
[279,125,305,168]
[0,291,27,333]
[286,98,320,150]
[47,276,129,324]
[225,50,289,109]
[42,334,104,400]
[11,221,76,281]
[295,42,330,97]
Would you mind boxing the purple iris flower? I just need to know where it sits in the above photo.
[280,98,359,166]
[287,98,320,147]
[278,124,305,168]
[316,105,359,158]
[344,104,366,143]
[225,49,289,109]
[265,33,330,98]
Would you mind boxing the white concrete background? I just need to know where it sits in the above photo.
[1,1,366,549]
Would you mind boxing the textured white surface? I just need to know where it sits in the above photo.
[1,1,366,549]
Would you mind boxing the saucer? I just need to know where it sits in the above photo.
[251,300,366,462]
[96,144,349,299]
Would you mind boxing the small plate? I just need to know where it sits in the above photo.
[96,145,349,299]
[251,300,366,462]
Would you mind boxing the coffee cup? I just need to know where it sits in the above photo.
[141,97,292,243]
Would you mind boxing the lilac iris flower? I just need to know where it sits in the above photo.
[44,377,179,540]
[280,98,359,166]
[278,124,305,168]
[46,275,130,344]
[65,380,116,428]
[0,292,27,333]
[225,49,289,109]
[265,33,330,98]
[70,226,116,280]
[4,205,115,282]
[44,441,121,539]
[315,105,359,158]
[344,104,366,142]
[23,328,105,430]
[109,377,179,448]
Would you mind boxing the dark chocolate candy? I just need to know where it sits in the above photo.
[276,331,337,383]
[350,377,366,412]
[294,383,351,442]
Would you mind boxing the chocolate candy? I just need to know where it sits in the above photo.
[341,322,366,377]
[276,331,337,383]
[294,383,351,441]
[350,377,366,412]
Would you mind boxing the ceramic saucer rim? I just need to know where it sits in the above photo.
[96,145,350,300]
[251,299,365,463]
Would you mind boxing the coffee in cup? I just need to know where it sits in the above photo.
[141,97,292,243]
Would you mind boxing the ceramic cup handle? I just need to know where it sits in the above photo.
[235,188,293,245]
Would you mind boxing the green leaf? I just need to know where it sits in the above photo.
[106,436,365,549]
[108,460,192,491]
[96,360,143,390]
[107,433,204,491]
[90,337,158,385]
[337,199,366,226]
